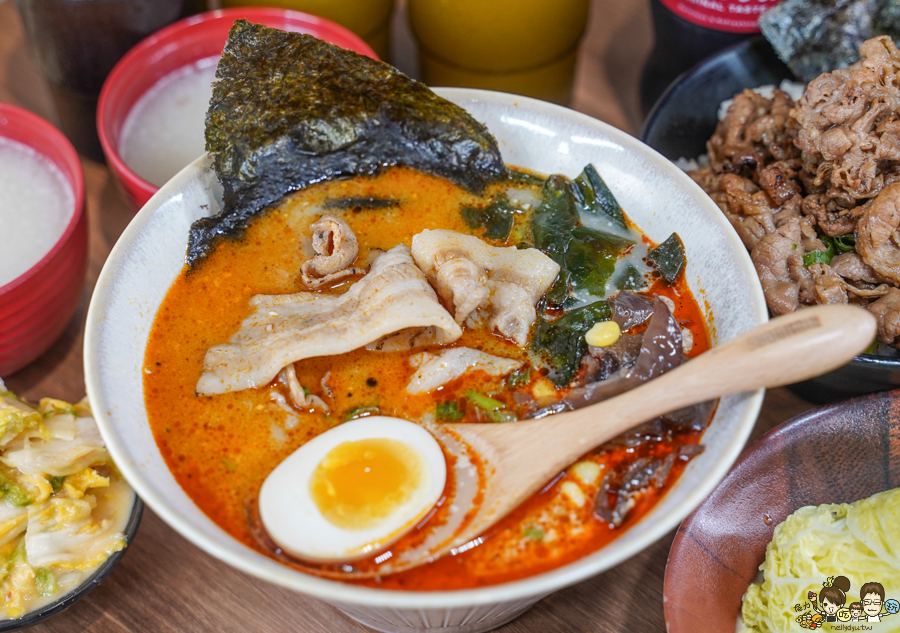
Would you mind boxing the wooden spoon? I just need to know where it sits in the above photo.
[277,304,876,577]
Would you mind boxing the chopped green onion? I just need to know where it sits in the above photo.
[803,250,831,266]
[506,368,531,388]
[833,233,856,252]
[523,526,545,540]
[466,392,504,411]
[344,406,379,421]
[466,392,516,423]
[436,401,464,422]
[221,458,237,473]
[487,410,518,423]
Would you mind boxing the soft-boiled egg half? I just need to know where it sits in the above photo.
[259,416,447,562]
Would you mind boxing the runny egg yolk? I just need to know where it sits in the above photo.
[309,438,425,530]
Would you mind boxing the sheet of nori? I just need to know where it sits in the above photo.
[189,19,507,267]
[760,0,900,82]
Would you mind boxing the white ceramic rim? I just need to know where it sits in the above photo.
[85,88,766,609]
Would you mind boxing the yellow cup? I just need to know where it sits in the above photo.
[220,0,395,60]
[408,0,589,104]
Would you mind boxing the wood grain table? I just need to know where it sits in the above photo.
[0,1,816,631]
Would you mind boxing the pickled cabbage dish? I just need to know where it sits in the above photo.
[143,21,716,589]
[0,379,133,619]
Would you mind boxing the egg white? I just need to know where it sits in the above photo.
[259,416,447,563]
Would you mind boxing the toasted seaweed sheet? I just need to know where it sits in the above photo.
[760,0,900,82]
[189,20,507,266]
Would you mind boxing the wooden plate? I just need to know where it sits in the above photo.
[664,389,900,632]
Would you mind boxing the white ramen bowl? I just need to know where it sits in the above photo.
[84,88,767,633]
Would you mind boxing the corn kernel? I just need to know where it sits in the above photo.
[531,378,556,400]
[571,461,603,486]
[585,321,620,347]
[560,481,586,508]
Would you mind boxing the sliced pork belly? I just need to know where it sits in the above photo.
[197,245,462,395]
[406,347,522,394]
[410,229,560,346]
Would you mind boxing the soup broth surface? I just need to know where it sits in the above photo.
[144,166,710,589]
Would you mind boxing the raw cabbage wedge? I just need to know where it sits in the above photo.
[741,487,900,632]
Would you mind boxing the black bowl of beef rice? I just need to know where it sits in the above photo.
[641,35,900,403]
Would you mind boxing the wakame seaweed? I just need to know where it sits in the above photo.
[533,171,633,307]
[190,20,507,266]
[572,164,627,231]
[647,233,685,284]
[324,197,399,211]
[462,195,518,241]
[532,301,612,386]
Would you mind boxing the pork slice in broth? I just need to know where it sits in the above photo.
[406,347,523,394]
[411,229,560,345]
[196,245,462,395]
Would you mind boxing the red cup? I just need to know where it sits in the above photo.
[0,103,87,376]
[97,8,378,211]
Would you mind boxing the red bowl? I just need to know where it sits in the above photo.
[97,8,378,211]
[0,103,87,376]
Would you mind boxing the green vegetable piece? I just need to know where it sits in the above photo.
[833,233,855,253]
[487,410,518,423]
[532,301,612,386]
[572,164,627,230]
[323,197,398,210]
[461,195,517,241]
[523,526,545,540]
[35,568,57,596]
[565,226,633,294]
[803,236,835,267]
[647,233,686,284]
[465,392,514,423]
[614,263,647,291]
[10,537,26,563]
[532,175,579,257]
[344,406,380,421]
[543,269,572,309]
[532,175,633,303]
[193,20,506,267]
[507,169,545,187]
[0,473,32,507]
[506,367,531,388]
[0,406,42,445]
[864,338,879,355]
[221,458,237,473]
[436,401,464,422]
[49,476,65,494]
[466,392,505,411]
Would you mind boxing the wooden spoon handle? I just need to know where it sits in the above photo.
[555,304,876,461]
[496,305,876,473]
[437,305,875,558]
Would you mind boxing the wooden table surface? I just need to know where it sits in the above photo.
[0,1,816,631]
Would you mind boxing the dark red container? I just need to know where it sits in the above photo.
[0,103,87,376]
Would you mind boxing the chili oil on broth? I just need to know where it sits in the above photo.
[144,167,502,536]
[144,165,712,590]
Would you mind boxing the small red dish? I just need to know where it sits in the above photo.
[664,390,900,633]
[0,103,87,376]
[97,8,378,211]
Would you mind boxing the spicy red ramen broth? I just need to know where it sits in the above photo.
[144,166,711,589]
